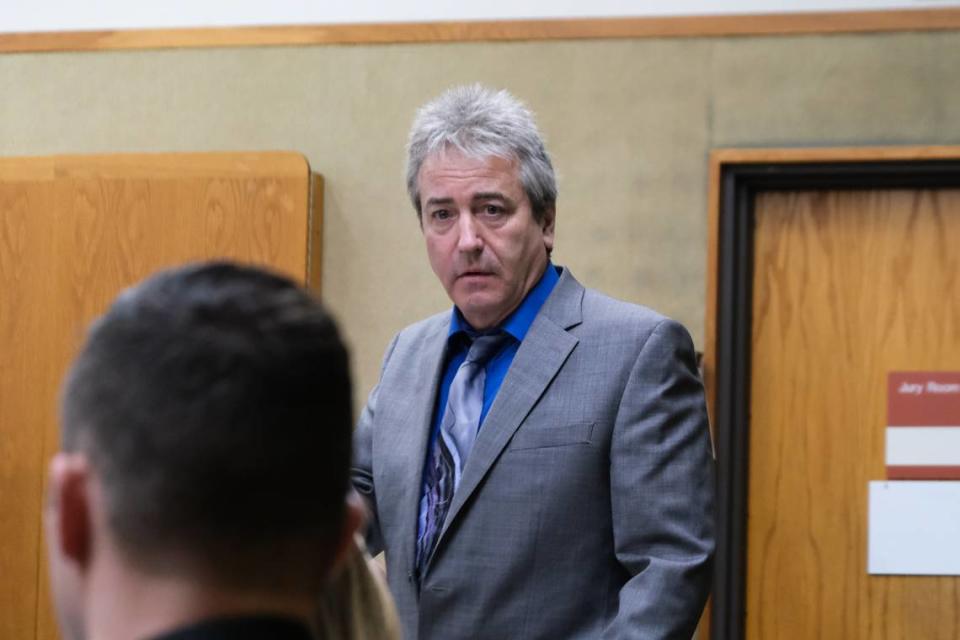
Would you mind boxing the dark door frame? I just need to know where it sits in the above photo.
[707,149,960,640]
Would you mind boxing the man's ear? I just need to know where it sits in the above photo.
[47,453,93,567]
[541,205,556,253]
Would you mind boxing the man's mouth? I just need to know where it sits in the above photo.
[456,271,498,286]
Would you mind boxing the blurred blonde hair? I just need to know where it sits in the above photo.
[315,537,400,640]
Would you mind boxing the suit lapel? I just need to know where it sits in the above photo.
[432,269,585,559]
[377,316,450,578]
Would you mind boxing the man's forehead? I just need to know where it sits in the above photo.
[421,147,518,174]
[419,152,522,195]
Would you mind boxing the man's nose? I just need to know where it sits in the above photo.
[456,213,483,253]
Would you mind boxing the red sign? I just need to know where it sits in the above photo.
[886,372,960,480]
[888,371,960,426]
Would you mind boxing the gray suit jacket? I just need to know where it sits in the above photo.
[352,268,715,639]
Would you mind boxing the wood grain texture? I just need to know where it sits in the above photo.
[746,189,960,639]
[308,173,324,293]
[704,153,722,432]
[0,181,57,640]
[711,146,960,166]
[697,152,724,640]
[0,153,309,181]
[0,152,312,640]
[1,9,959,53]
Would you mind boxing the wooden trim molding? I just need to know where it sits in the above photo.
[307,172,325,294]
[711,145,960,166]
[704,145,960,640]
[2,9,960,54]
[0,151,309,180]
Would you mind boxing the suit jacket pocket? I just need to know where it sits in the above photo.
[508,421,595,451]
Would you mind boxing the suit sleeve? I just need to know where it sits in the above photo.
[351,333,400,557]
[604,319,716,640]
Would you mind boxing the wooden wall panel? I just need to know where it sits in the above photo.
[2,9,960,53]
[0,181,57,640]
[0,152,317,640]
[746,189,960,639]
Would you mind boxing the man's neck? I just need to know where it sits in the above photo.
[85,560,312,640]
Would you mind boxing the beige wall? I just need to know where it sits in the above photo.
[2,31,959,407]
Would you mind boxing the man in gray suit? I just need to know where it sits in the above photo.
[352,85,715,639]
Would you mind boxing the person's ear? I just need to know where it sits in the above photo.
[47,453,93,568]
[541,206,556,253]
[330,490,366,571]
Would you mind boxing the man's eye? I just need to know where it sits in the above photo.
[483,205,504,216]
[432,209,451,220]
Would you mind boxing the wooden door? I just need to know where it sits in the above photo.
[706,148,960,640]
[0,152,320,640]
[746,188,960,638]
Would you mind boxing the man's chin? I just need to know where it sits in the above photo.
[452,276,497,300]
[454,298,498,327]
[456,292,524,330]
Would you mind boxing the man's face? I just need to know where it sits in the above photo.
[418,149,555,330]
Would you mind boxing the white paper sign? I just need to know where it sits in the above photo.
[868,481,960,575]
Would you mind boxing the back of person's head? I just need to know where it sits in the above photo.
[49,261,356,638]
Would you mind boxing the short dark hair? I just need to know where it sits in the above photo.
[61,262,352,592]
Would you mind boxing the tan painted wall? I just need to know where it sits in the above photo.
[2,31,959,407]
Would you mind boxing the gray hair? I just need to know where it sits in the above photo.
[405,84,558,221]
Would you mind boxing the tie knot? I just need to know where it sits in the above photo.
[464,332,509,366]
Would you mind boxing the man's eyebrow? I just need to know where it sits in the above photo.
[472,192,514,204]
[424,196,455,207]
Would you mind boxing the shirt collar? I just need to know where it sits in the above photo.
[448,261,560,342]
